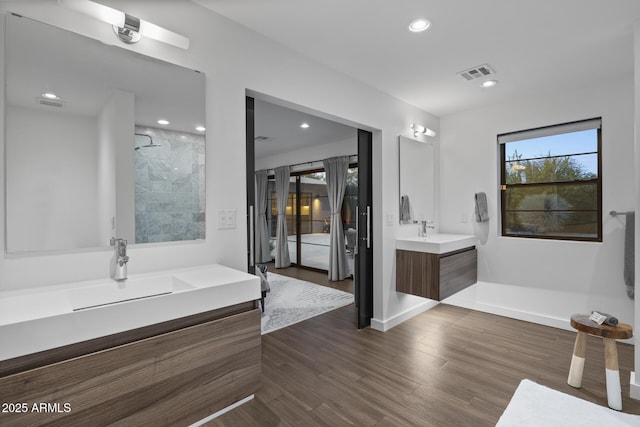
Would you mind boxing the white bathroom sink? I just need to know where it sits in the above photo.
[0,264,260,360]
[396,233,477,254]
[68,276,195,311]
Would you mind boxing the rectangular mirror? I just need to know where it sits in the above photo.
[399,135,435,224]
[5,13,206,253]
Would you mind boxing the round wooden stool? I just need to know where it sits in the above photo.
[567,314,633,411]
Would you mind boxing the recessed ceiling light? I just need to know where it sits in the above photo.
[41,92,60,100]
[300,123,310,129]
[408,18,431,33]
[195,125,206,132]
[157,119,170,125]
[481,80,498,88]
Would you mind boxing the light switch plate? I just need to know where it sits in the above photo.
[226,209,236,229]
[386,214,394,226]
[217,209,237,229]
[217,209,227,230]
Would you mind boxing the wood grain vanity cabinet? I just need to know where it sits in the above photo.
[0,302,260,427]
[396,247,477,300]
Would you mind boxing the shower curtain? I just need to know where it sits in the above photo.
[323,156,350,281]
[255,170,271,263]
[274,165,291,268]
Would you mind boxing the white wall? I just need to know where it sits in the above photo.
[0,1,439,329]
[6,105,100,252]
[440,78,635,328]
[111,90,135,242]
[97,91,126,244]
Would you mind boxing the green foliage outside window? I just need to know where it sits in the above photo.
[500,120,601,241]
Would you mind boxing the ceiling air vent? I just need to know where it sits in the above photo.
[254,136,272,142]
[457,64,495,81]
[37,97,64,108]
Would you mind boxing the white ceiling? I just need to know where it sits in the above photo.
[254,99,356,159]
[197,0,640,117]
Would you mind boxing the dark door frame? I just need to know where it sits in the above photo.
[246,97,255,275]
[355,129,373,328]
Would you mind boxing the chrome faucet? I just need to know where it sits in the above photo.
[420,220,435,237]
[110,237,129,281]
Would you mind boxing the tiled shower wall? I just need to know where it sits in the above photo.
[134,126,205,243]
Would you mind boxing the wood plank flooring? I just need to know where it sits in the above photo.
[207,303,639,426]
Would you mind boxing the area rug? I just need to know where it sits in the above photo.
[261,273,354,334]
[497,379,640,426]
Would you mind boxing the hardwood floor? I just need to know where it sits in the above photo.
[267,263,354,294]
[206,304,639,426]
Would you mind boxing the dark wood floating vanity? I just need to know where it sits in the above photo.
[0,302,261,427]
[0,264,262,426]
[396,246,477,301]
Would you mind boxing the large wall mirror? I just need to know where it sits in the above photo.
[5,13,206,253]
[399,135,435,224]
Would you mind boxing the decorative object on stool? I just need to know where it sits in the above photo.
[567,313,633,411]
[589,310,618,327]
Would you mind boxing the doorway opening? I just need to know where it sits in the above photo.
[246,95,373,329]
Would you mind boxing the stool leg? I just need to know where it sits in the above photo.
[604,338,622,411]
[568,331,587,388]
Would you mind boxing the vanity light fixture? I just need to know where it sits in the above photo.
[59,0,190,50]
[195,126,206,132]
[157,119,170,125]
[300,122,310,129]
[41,92,61,100]
[411,123,436,138]
[408,18,431,33]
[481,80,498,88]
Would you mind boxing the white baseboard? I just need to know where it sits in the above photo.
[371,299,439,332]
[189,394,254,426]
[443,296,573,332]
[442,282,635,344]
[631,372,640,400]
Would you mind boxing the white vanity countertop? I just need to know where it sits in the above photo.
[0,264,260,361]
[396,233,478,254]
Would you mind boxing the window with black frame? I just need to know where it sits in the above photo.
[499,118,602,241]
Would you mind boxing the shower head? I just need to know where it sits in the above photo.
[134,133,161,150]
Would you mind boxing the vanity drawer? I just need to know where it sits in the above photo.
[439,248,477,300]
[396,247,477,301]
[0,308,261,427]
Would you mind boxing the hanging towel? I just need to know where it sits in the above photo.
[623,212,634,299]
[400,195,411,223]
[475,192,489,222]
